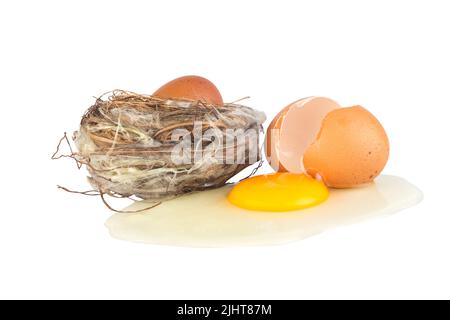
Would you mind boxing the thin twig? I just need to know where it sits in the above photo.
[51,132,82,169]
[240,159,265,182]
[57,185,100,196]
[99,191,161,213]
[227,96,251,105]
[57,185,161,213]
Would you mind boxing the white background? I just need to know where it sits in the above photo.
[0,0,449,299]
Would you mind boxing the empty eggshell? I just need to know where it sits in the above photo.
[264,98,390,188]
[265,97,340,172]
[303,106,389,188]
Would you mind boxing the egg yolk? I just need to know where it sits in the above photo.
[227,173,329,212]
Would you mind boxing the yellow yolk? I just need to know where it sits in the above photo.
[227,173,329,212]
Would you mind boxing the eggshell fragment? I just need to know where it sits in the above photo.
[265,97,340,172]
[303,106,389,188]
[153,75,224,106]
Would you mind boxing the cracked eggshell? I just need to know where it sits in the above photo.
[265,98,390,188]
[264,97,341,173]
[303,106,389,188]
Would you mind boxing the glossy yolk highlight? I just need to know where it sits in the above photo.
[227,173,329,212]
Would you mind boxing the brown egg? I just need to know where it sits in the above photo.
[153,75,224,106]
[303,106,389,188]
[265,97,390,188]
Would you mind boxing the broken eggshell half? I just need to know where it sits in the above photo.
[264,97,390,188]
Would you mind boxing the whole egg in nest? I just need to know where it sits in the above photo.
[265,97,389,188]
[74,76,265,201]
[153,75,224,106]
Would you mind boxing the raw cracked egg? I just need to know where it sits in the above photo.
[153,75,224,106]
[103,94,423,247]
[265,97,390,188]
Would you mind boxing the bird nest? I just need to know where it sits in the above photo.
[60,90,266,204]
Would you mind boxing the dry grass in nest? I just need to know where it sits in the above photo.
[55,90,266,206]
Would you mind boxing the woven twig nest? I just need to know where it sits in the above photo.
[73,90,266,201]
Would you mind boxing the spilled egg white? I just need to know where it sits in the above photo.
[106,175,422,247]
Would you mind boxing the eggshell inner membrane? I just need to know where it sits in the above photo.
[266,97,340,173]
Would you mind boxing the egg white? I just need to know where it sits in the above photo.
[106,175,422,247]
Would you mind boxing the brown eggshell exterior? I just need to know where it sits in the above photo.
[153,75,224,106]
[303,106,389,188]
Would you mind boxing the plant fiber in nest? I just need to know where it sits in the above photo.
[74,90,266,201]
